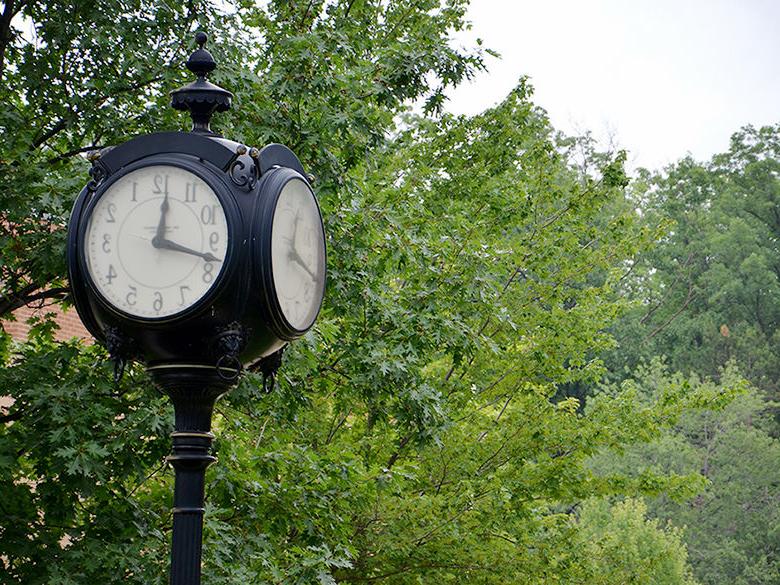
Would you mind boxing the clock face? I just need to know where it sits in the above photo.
[84,165,229,319]
[270,178,326,331]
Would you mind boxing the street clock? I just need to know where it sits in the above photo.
[65,32,327,585]
[67,33,326,380]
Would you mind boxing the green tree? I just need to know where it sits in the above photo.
[597,125,780,585]
[1,1,710,583]
[591,361,780,585]
[607,126,780,403]
[574,498,698,585]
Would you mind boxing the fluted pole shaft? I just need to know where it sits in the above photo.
[169,431,215,585]
[149,364,235,585]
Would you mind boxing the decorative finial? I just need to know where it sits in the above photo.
[170,31,233,135]
[186,31,217,78]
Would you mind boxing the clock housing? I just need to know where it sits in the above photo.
[254,167,327,341]
[67,132,323,371]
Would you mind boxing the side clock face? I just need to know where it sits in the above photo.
[270,178,326,331]
[83,165,229,319]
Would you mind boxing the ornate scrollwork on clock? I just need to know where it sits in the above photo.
[87,156,108,193]
[228,144,260,191]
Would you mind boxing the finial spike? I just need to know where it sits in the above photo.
[169,29,232,135]
[186,33,217,78]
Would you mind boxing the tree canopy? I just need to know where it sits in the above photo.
[607,125,780,401]
[2,1,776,584]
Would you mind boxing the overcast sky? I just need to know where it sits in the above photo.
[445,0,780,171]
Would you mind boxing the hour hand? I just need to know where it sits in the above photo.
[155,194,170,240]
[153,237,221,262]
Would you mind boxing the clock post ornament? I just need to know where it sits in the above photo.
[66,32,326,584]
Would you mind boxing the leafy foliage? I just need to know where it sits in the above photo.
[590,361,780,585]
[0,1,718,584]
[574,498,699,585]
[598,127,780,584]
[607,125,780,402]
[0,335,171,583]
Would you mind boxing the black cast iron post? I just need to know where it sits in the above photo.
[158,33,238,585]
[149,365,235,585]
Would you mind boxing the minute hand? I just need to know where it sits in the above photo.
[290,248,316,280]
[152,237,221,262]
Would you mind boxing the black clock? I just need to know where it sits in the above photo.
[68,133,326,374]
[255,167,327,339]
[67,32,327,376]
[65,31,329,584]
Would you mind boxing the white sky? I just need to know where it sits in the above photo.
[445,0,780,171]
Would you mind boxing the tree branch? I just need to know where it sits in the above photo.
[643,284,696,342]
[31,118,69,150]
[0,408,26,424]
[325,409,351,445]
[640,252,694,325]
[0,282,38,317]
[299,0,315,30]
[0,285,69,318]
[343,0,357,19]
[0,0,26,82]
[385,433,411,470]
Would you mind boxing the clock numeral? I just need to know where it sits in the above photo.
[152,174,169,195]
[126,286,137,306]
[185,182,197,203]
[153,292,163,313]
[106,264,117,284]
[102,233,111,253]
[179,286,190,306]
[200,204,218,225]
[131,182,138,202]
[202,262,214,283]
[209,232,219,252]
[106,203,117,223]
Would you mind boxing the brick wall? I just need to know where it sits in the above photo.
[3,304,90,342]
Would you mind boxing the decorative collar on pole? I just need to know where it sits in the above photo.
[170,31,233,135]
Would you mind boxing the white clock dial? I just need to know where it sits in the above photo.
[270,179,326,330]
[84,165,229,318]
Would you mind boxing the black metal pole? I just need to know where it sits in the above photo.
[169,430,215,585]
[148,364,236,585]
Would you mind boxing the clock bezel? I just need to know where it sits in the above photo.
[254,167,326,340]
[77,156,239,324]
